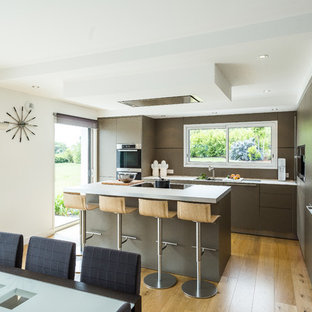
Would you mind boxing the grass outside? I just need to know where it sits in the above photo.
[55,163,81,196]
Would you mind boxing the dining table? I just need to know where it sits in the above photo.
[0,266,141,312]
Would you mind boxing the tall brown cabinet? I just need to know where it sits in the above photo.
[98,116,155,181]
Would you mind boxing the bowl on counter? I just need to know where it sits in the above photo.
[117,172,137,183]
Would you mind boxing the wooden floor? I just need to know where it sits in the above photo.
[25,226,312,312]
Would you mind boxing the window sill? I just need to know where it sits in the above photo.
[184,163,277,170]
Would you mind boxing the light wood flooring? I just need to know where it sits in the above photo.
[24,226,312,312]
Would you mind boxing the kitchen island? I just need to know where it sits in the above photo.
[64,183,231,282]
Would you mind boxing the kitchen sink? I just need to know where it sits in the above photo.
[196,177,223,182]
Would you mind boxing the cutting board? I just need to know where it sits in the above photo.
[101,180,143,186]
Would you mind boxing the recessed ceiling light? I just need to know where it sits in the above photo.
[258,54,269,60]
[263,89,271,94]
[32,85,40,89]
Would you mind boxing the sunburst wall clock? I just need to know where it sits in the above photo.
[4,106,38,142]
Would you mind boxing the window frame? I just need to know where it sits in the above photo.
[184,121,278,169]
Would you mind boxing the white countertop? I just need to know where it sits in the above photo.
[143,176,297,186]
[64,182,231,204]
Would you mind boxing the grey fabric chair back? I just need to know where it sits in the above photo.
[116,303,131,312]
[26,236,76,280]
[81,246,141,295]
[0,232,23,268]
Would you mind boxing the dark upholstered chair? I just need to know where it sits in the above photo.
[26,236,76,280]
[81,246,141,295]
[0,232,23,268]
[116,303,131,312]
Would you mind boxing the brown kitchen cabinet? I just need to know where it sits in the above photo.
[259,184,297,239]
[224,182,297,239]
[116,116,142,144]
[227,183,260,233]
[98,118,117,180]
[305,206,312,281]
[98,116,155,181]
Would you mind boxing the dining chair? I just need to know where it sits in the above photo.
[0,232,23,268]
[26,236,76,280]
[116,303,131,312]
[80,246,141,295]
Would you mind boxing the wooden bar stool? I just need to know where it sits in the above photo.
[99,196,137,250]
[63,192,100,252]
[139,199,178,289]
[177,201,220,299]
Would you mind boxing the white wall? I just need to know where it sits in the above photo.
[0,87,100,242]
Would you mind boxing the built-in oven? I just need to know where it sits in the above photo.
[116,144,142,180]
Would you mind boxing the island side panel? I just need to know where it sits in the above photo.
[213,192,231,278]
[85,194,231,282]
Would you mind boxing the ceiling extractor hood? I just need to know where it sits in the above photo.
[119,95,202,107]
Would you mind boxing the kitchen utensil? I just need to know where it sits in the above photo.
[117,172,137,183]
[155,178,170,188]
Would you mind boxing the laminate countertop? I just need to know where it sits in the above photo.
[143,176,297,186]
[64,182,231,204]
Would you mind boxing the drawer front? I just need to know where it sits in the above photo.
[260,193,293,209]
[260,184,296,194]
[260,207,293,233]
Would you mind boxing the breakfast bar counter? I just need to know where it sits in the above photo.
[64,182,231,282]
[65,182,231,204]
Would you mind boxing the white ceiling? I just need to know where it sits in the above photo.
[1,0,312,117]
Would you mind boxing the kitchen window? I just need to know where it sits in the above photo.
[184,121,278,169]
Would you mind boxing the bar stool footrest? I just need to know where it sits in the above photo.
[121,235,137,245]
[191,246,217,255]
[182,280,217,299]
[86,231,102,241]
[144,272,177,289]
[156,240,178,246]
[86,231,102,236]
[156,240,178,251]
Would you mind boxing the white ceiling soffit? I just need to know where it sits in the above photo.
[0,2,312,117]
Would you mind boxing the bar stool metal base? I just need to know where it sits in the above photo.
[182,280,217,299]
[144,272,177,289]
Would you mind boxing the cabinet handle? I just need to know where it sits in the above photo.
[227,183,257,187]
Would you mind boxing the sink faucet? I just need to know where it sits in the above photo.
[208,166,215,179]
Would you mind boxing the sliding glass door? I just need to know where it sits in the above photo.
[54,114,97,229]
